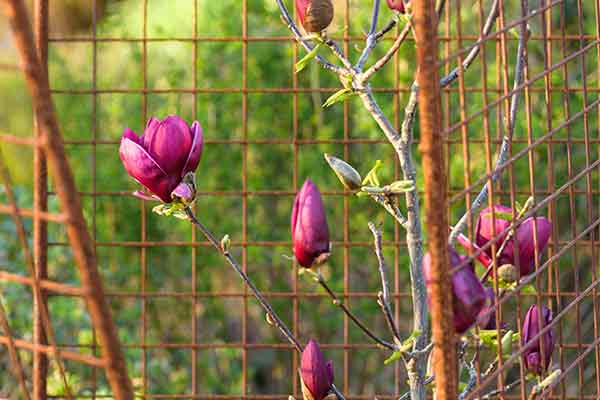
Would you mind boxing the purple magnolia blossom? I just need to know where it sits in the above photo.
[291,179,330,268]
[476,205,552,277]
[301,340,334,400]
[119,115,203,203]
[522,304,555,375]
[386,0,406,13]
[423,247,487,334]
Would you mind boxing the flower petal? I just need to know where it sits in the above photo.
[181,120,204,176]
[143,115,192,175]
[119,137,178,203]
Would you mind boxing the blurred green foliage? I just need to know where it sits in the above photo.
[0,0,599,397]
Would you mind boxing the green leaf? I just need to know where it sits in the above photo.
[383,330,421,365]
[384,349,404,365]
[478,329,500,348]
[322,88,355,108]
[520,283,537,294]
[295,43,322,73]
[362,160,383,186]
[515,200,524,214]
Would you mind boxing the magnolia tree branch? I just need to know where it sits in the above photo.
[368,221,402,341]
[356,0,381,71]
[182,207,348,400]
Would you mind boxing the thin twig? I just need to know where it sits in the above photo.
[398,376,435,400]
[184,207,348,399]
[184,207,302,351]
[362,18,412,81]
[370,193,409,228]
[368,221,402,341]
[374,16,398,42]
[311,269,396,350]
[356,0,381,70]
[479,379,521,400]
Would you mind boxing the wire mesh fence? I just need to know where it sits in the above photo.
[0,0,599,398]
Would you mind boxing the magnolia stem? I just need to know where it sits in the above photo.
[370,193,409,228]
[356,0,381,71]
[312,270,396,350]
[184,207,302,351]
[368,221,402,342]
[184,207,348,400]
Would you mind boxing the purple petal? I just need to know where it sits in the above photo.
[295,0,310,25]
[119,137,178,203]
[143,115,192,175]
[133,190,160,201]
[292,179,330,268]
[181,121,204,176]
[513,216,552,276]
[301,340,332,400]
[171,181,195,203]
[123,127,141,144]
[475,205,512,256]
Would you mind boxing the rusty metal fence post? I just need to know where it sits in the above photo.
[413,0,458,398]
[1,0,134,398]
[32,0,49,397]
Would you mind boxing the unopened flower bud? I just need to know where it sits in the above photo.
[522,304,555,375]
[296,0,334,33]
[324,153,361,191]
[291,179,331,268]
[300,340,334,400]
[386,0,406,13]
[497,263,518,283]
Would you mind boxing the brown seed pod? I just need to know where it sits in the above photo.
[303,0,334,33]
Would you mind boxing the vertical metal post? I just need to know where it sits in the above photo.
[413,0,457,398]
[33,0,48,398]
[2,1,134,398]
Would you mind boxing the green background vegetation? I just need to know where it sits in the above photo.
[0,0,599,397]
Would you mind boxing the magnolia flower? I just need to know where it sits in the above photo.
[119,115,203,203]
[300,340,334,400]
[296,0,334,33]
[291,179,331,267]
[476,205,552,277]
[522,304,555,375]
[423,247,487,334]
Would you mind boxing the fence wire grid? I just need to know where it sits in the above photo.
[0,0,599,399]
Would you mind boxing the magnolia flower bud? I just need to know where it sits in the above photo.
[324,153,361,191]
[291,179,331,267]
[300,340,334,400]
[296,0,334,33]
[386,0,406,13]
[120,115,203,203]
[497,263,518,283]
[423,247,487,334]
[476,205,552,277]
[522,304,555,375]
